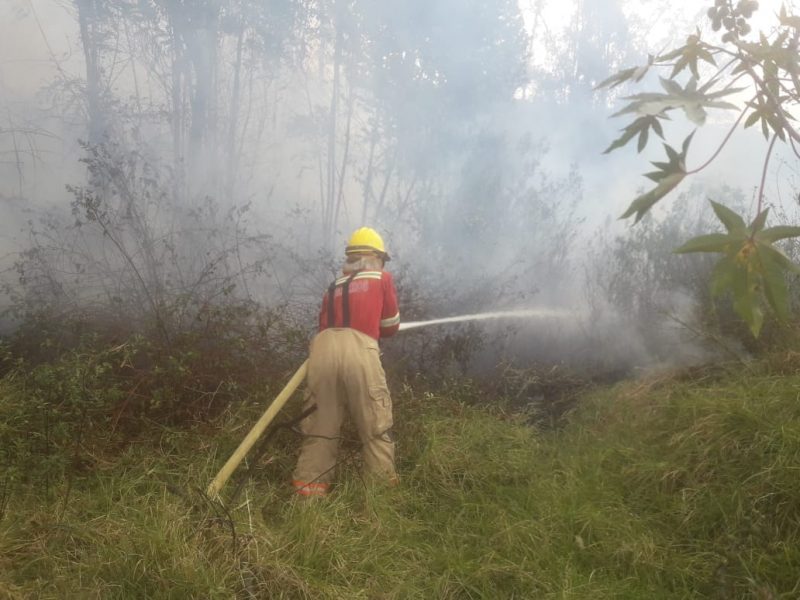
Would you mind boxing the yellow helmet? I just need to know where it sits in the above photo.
[345,227,390,261]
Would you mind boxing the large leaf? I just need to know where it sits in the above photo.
[620,133,695,223]
[594,66,639,90]
[620,172,685,223]
[710,256,739,297]
[613,78,742,126]
[757,243,791,320]
[730,263,763,337]
[710,200,747,234]
[758,225,800,242]
[658,32,717,79]
[674,233,734,253]
[594,61,651,90]
[756,241,800,274]
[750,207,769,233]
[603,115,667,154]
[675,201,800,336]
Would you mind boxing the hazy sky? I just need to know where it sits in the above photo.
[4,0,795,98]
[1,0,798,221]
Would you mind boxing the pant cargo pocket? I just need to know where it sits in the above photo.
[368,385,393,437]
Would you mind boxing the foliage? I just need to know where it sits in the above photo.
[590,190,723,330]
[0,342,127,499]
[3,356,800,596]
[598,0,800,336]
[617,132,693,223]
[588,185,800,361]
[675,201,800,336]
[0,303,309,506]
[4,136,314,351]
[0,131,317,437]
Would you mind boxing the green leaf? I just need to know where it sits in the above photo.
[710,256,739,297]
[757,244,791,320]
[603,126,639,154]
[662,34,717,79]
[612,83,741,125]
[650,160,672,172]
[594,58,654,90]
[704,87,747,100]
[697,47,716,66]
[660,77,683,95]
[603,115,668,154]
[664,143,680,162]
[750,207,769,233]
[710,200,747,234]
[765,111,787,140]
[704,101,739,110]
[620,172,685,223]
[651,117,665,137]
[744,109,763,128]
[731,265,764,337]
[681,130,695,155]
[756,241,800,274]
[765,59,780,97]
[674,233,733,253]
[637,127,649,152]
[671,56,690,80]
[620,132,694,222]
[659,45,685,61]
[758,225,800,242]
[595,67,639,90]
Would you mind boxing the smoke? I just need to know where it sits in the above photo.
[0,0,797,376]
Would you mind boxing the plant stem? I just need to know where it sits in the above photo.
[685,104,750,175]
[756,133,779,219]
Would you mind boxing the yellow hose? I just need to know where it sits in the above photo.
[206,360,308,499]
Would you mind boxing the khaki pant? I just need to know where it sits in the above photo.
[292,328,396,495]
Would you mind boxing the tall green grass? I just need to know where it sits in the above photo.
[2,358,800,598]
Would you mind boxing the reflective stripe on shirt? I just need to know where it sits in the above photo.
[380,313,400,328]
[335,271,383,285]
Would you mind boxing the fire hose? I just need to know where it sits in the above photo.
[206,360,308,498]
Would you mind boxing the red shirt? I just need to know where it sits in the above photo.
[319,270,400,340]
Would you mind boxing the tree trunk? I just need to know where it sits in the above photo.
[324,0,343,247]
[225,22,246,199]
[75,0,106,144]
[333,84,355,231]
[360,119,379,224]
[186,2,221,199]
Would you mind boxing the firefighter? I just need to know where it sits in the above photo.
[291,227,401,497]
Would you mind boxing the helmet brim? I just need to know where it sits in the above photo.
[345,245,390,261]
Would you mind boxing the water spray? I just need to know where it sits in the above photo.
[399,308,577,331]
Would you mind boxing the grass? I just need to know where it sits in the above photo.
[2,357,800,598]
